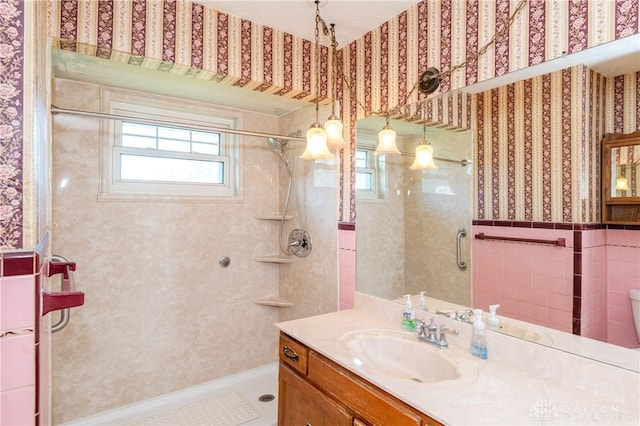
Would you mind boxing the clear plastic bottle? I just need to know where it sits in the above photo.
[401,294,416,331]
[418,291,427,310]
[470,308,488,359]
[487,304,500,331]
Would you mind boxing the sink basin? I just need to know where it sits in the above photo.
[337,329,477,384]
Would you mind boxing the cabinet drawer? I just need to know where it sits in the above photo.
[308,351,428,426]
[279,333,308,375]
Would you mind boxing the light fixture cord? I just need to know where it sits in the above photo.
[314,0,322,123]
[330,23,338,116]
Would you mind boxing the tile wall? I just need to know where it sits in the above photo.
[472,223,575,333]
[338,223,356,310]
[0,251,39,426]
[473,222,640,348]
[606,229,640,347]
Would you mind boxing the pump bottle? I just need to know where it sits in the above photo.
[401,294,416,331]
[487,304,500,331]
[470,309,488,359]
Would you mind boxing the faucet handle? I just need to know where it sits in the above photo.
[416,319,427,337]
[439,324,459,335]
[437,325,458,348]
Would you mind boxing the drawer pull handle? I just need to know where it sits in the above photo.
[283,346,299,362]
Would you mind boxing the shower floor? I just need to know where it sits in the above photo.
[64,363,278,426]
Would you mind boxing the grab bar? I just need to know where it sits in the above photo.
[474,233,566,247]
[456,228,468,271]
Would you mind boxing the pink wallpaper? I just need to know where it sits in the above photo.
[1,0,638,246]
[474,66,621,224]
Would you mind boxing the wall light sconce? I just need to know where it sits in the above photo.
[300,0,334,160]
[375,116,401,155]
[616,176,631,191]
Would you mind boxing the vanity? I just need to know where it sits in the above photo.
[276,293,640,425]
[278,333,441,425]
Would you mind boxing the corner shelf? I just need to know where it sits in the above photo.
[254,297,294,307]
[254,214,294,221]
[253,255,294,264]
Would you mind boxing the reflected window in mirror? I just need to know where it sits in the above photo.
[355,144,385,200]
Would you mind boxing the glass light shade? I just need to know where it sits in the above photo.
[616,176,631,191]
[324,116,346,150]
[409,143,438,170]
[300,122,334,160]
[375,125,401,155]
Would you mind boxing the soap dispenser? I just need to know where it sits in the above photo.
[401,294,416,331]
[487,304,500,331]
[470,309,488,359]
[418,291,427,310]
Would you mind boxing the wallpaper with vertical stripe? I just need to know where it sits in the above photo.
[4,1,640,248]
[474,66,608,223]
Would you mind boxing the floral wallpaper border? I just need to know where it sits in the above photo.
[0,0,23,249]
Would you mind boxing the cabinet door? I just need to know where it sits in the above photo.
[278,363,352,426]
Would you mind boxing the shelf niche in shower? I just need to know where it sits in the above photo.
[254,297,294,307]
[254,214,294,220]
[253,255,294,264]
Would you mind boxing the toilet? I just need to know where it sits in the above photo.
[630,289,640,345]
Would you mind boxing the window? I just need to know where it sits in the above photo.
[99,89,239,201]
[355,148,376,192]
[355,143,385,200]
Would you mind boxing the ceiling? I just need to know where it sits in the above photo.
[197,1,420,48]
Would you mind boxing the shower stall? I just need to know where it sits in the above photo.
[49,78,338,423]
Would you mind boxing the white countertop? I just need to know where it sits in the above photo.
[276,302,640,425]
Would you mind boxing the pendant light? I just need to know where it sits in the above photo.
[324,23,345,150]
[374,116,401,155]
[300,1,333,160]
[410,120,437,170]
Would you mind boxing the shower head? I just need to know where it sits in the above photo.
[267,137,288,156]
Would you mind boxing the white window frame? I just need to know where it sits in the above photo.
[356,130,385,200]
[99,89,241,202]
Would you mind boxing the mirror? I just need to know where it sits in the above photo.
[356,117,640,373]
[355,116,472,305]
[602,131,640,224]
[609,147,640,198]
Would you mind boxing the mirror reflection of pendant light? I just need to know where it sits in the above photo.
[375,116,401,155]
[616,176,631,191]
[300,0,333,160]
[324,23,345,150]
[410,119,438,170]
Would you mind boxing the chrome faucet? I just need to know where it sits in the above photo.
[455,309,474,323]
[416,318,458,349]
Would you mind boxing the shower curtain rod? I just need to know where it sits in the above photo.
[390,148,471,166]
[51,106,471,166]
[50,106,307,142]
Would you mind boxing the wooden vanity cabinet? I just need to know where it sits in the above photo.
[278,332,443,426]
